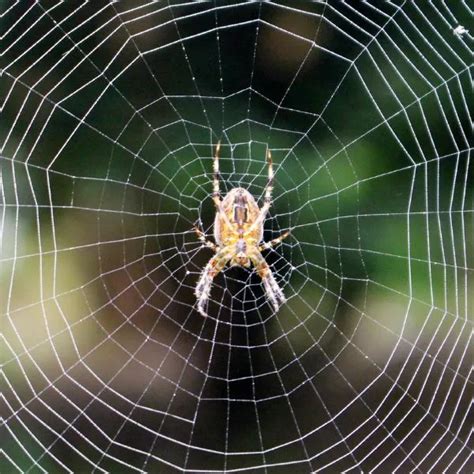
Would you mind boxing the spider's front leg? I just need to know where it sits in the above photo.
[195,247,232,316]
[249,247,286,312]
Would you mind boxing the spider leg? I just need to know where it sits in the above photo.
[194,220,218,251]
[195,247,232,316]
[249,247,286,312]
[212,141,221,207]
[248,149,274,234]
[210,141,233,229]
[259,230,290,251]
[264,149,274,209]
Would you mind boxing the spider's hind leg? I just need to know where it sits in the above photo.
[264,149,274,210]
[212,141,221,206]
[210,141,233,228]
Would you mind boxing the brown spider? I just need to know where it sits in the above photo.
[194,142,289,316]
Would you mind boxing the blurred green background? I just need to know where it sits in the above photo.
[2,1,472,472]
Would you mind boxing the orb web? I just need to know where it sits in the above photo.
[2,2,472,472]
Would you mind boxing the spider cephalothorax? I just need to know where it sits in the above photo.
[194,142,289,316]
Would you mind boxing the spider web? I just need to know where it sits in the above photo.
[2,1,472,472]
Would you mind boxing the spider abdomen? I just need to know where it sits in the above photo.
[214,187,263,247]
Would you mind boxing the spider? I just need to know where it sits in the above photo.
[194,141,289,316]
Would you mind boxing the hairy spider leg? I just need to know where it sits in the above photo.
[195,247,233,316]
[264,149,274,209]
[212,141,233,229]
[212,140,221,201]
[259,230,290,251]
[194,221,218,251]
[248,149,274,234]
[248,246,286,312]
